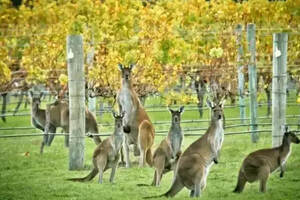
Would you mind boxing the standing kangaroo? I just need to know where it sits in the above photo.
[233,130,300,193]
[150,106,184,186]
[145,98,225,198]
[67,111,125,184]
[29,91,57,136]
[116,63,155,167]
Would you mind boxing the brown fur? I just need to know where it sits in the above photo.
[116,64,155,167]
[146,99,225,198]
[234,131,300,193]
[41,99,101,154]
[30,92,54,133]
[67,112,124,184]
[148,107,184,187]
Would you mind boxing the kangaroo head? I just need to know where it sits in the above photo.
[29,91,44,108]
[118,63,135,81]
[206,98,225,121]
[112,110,125,129]
[284,131,300,144]
[169,106,184,124]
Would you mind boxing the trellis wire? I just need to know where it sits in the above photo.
[1,129,300,139]
[1,105,299,118]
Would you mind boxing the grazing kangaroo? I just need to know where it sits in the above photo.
[42,99,102,153]
[233,130,300,193]
[145,98,225,198]
[29,91,101,154]
[67,111,125,184]
[116,63,155,167]
[150,106,184,187]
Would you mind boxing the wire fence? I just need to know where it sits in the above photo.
[1,129,300,139]
[1,89,300,136]
[0,101,299,117]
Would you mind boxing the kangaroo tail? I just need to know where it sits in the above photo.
[233,169,247,193]
[144,177,184,198]
[66,168,98,182]
[143,194,165,199]
[139,120,154,167]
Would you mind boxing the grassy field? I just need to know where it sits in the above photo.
[0,95,300,200]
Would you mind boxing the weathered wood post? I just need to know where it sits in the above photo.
[67,35,85,170]
[272,33,288,147]
[247,24,258,143]
[236,24,246,124]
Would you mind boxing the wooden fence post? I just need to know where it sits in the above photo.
[67,35,85,170]
[272,33,288,147]
[236,24,246,124]
[247,24,258,143]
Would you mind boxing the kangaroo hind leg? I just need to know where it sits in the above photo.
[258,166,270,193]
[97,155,107,184]
[153,155,165,186]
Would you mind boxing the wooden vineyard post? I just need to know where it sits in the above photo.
[236,24,246,124]
[247,24,258,143]
[272,33,288,147]
[67,35,85,170]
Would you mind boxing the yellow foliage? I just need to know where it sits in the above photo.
[297,95,300,104]
[59,74,68,86]
[0,61,11,85]
[1,0,299,96]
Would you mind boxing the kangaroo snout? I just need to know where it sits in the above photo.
[218,115,222,119]
[174,116,178,123]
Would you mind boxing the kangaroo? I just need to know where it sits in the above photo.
[67,111,125,184]
[116,63,155,168]
[233,130,300,193]
[149,106,184,187]
[145,98,225,198]
[29,91,56,135]
[42,99,102,153]
[29,91,101,154]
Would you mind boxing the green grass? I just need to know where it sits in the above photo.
[0,95,300,200]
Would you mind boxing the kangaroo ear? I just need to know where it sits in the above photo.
[179,106,184,113]
[129,63,135,71]
[219,98,226,108]
[168,107,174,113]
[206,98,214,108]
[285,125,289,133]
[118,63,123,71]
[121,111,126,118]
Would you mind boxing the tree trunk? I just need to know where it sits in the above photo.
[14,92,24,115]
[265,87,271,117]
[195,79,206,118]
[1,93,7,122]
